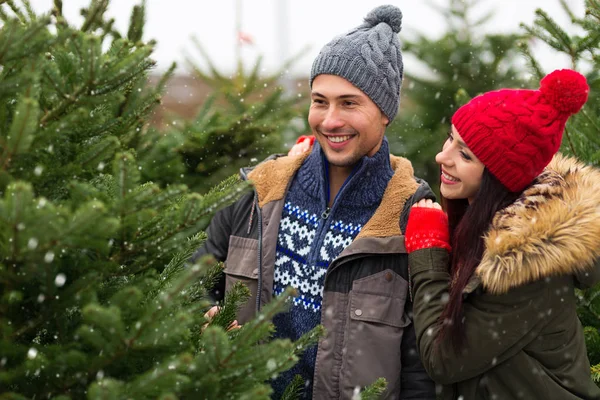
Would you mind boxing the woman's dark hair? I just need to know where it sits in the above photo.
[438,168,522,351]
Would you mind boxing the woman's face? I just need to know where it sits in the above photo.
[435,125,485,203]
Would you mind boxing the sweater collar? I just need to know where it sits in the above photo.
[296,137,394,208]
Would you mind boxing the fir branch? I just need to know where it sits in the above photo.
[359,378,387,400]
[280,375,304,400]
[4,0,27,23]
[0,17,51,64]
[559,0,577,22]
[94,59,156,96]
[563,126,578,157]
[517,40,544,80]
[130,180,250,262]
[208,282,251,331]
[39,83,87,126]
[591,363,600,382]
[80,0,109,33]
[148,237,207,300]
[126,261,209,348]
[126,1,145,43]
[576,29,600,54]
[52,0,62,18]
[0,95,39,171]
[0,5,10,22]
[78,135,120,169]
[533,9,574,54]
[231,287,296,347]
[21,0,35,21]
[99,17,115,42]
[154,61,176,95]
[581,109,600,138]
[586,0,600,22]
[520,23,564,53]
[86,36,100,86]
[189,35,226,83]
[0,19,17,61]
[293,325,324,356]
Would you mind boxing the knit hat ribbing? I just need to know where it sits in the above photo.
[310,5,404,121]
[451,69,589,192]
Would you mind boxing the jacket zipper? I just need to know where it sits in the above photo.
[240,167,264,313]
[256,202,263,312]
[306,159,361,265]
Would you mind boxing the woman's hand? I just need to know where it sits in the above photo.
[412,198,442,210]
[405,199,450,253]
[288,135,314,156]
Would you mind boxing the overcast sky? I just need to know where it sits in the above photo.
[29,1,584,77]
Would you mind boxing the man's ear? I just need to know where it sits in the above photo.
[382,114,390,127]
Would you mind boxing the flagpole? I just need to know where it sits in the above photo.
[235,0,242,70]
[275,0,292,95]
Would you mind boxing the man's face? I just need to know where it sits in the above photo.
[308,74,389,170]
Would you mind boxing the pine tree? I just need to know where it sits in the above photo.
[135,38,308,194]
[0,1,322,398]
[519,0,600,383]
[391,0,527,188]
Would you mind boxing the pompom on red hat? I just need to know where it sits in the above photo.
[451,69,589,192]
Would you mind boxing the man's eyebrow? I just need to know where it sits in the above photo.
[311,92,363,100]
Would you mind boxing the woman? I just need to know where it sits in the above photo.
[289,69,600,399]
[403,69,600,399]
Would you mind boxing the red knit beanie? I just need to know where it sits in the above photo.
[451,69,589,192]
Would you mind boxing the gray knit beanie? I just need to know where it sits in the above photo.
[310,5,404,121]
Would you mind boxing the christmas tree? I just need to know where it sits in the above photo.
[135,37,308,194]
[0,1,323,398]
[519,0,600,383]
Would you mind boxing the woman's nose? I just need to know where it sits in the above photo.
[435,145,452,166]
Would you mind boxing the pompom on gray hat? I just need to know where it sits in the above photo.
[310,4,404,122]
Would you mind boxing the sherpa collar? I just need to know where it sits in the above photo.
[247,138,419,239]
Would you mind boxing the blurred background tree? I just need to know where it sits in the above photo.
[135,37,308,193]
[389,0,529,191]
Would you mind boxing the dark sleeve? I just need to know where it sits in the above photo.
[189,207,232,303]
[410,248,552,384]
[400,300,437,399]
[400,179,436,234]
[189,196,239,303]
[191,204,235,264]
[189,191,258,302]
[574,257,600,289]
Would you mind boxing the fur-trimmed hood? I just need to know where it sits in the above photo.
[477,154,600,294]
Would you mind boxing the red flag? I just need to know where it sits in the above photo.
[237,31,254,45]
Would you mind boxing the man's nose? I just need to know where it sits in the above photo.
[321,107,344,131]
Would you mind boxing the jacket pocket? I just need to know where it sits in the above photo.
[223,235,259,324]
[341,269,410,399]
[529,330,567,352]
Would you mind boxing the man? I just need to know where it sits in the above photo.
[193,5,435,399]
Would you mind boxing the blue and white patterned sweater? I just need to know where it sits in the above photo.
[271,138,394,398]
